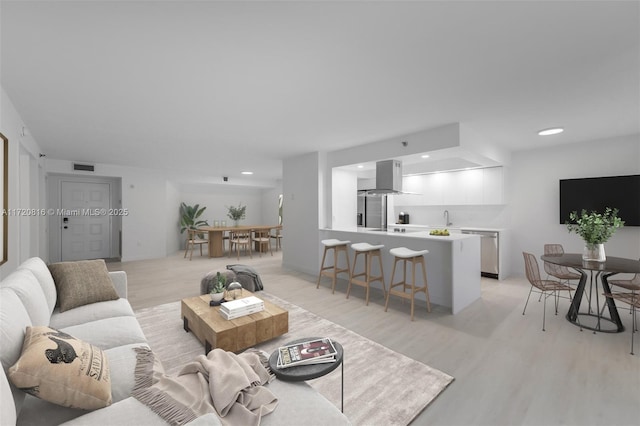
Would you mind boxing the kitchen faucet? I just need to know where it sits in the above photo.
[444,210,452,227]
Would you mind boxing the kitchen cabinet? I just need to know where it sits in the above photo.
[482,167,504,204]
[395,166,504,206]
[393,175,423,206]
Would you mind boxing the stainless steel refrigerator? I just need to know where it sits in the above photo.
[357,191,386,229]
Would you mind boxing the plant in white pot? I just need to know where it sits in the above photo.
[209,272,227,303]
[566,207,624,262]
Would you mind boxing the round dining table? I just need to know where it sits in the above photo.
[541,253,640,333]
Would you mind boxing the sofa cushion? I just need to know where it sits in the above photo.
[60,316,147,350]
[104,343,150,403]
[50,298,135,330]
[48,259,119,312]
[9,326,112,411]
[0,367,16,426]
[58,397,171,426]
[261,380,351,425]
[1,269,50,326]
[8,326,112,411]
[15,343,152,426]
[18,257,58,315]
[0,288,32,415]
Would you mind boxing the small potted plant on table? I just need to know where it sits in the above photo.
[209,272,227,304]
[227,203,247,227]
[566,207,624,262]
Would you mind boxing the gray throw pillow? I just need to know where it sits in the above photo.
[48,259,119,312]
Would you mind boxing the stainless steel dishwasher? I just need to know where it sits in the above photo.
[461,230,499,279]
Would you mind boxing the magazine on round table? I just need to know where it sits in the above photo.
[276,338,337,369]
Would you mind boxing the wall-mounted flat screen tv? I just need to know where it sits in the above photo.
[560,174,640,226]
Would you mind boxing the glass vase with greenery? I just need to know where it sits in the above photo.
[566,207,624,261]
[226,203,246,226]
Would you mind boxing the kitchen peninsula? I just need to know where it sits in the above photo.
[319,228,481,314]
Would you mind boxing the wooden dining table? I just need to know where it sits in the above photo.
[541,253,640,333]
[198,225,282,257]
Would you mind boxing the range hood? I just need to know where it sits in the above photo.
[366,159,403,195]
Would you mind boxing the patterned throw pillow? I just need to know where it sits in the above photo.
[8,326,112,410]
[48,259,119,312]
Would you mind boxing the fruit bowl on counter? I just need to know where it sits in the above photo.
[429,229,451,236]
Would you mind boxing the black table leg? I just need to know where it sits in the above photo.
[183,317,190,332]
[567,270,587,323]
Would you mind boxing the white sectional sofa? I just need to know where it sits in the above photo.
[0,257,349,426]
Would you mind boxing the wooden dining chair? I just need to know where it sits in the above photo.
[270,227,283,251]
[253,228,273,257]
[184,228,207,260]
[228,230,252,260]
[522,252,574,331]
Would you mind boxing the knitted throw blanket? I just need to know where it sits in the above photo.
[132,347,278,426]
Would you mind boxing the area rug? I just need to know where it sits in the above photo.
[135,292,454,425]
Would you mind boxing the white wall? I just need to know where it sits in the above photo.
[166,180,181,255]
[45,159,169,262]
[282,152,321,275]
[261,183,283,226]
[332,169,358,229]
[508,134,640,276]
[176,183,281,251]
[0,88,46,277]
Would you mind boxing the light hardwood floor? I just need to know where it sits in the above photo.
[109,250,639,426]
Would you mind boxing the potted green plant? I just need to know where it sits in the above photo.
[180,202,209,234]
[210,272,226,303]
[566,207,624,261]
[226,203,247,227]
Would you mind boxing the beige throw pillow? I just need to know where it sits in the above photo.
[48,259,119,312]
[8,326,112,410]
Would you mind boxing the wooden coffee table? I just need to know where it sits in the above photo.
[181,291,288,353]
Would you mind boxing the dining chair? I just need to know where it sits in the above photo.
[522,252,574,331]
[253,228,273,257]
[543,244,581,284]
[228,230,252,260]
[543,243,585,304]
[603,291,639,355]
[184,228,208,260]
[607,259,640,315]
[270,227,283,251]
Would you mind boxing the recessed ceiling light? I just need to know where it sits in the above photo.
[241,171,253,175]
[357,165,364,168]
[421,154,430,159]
[538,127,564,136]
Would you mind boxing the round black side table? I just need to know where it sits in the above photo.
[268,337,344,412]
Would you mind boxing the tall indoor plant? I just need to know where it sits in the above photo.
[179,202,209,234]
[566,207,624,261]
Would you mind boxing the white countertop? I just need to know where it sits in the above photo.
[390,224,505,232]
[325,227,477,241]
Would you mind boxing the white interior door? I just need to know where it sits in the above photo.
[60,181,111,261]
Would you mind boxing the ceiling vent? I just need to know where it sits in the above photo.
[73,163,95,172]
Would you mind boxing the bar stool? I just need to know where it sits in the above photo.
[317,239,351,294]
[385,247,431,321]
[347,243,386,305]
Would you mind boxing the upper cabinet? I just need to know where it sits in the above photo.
[395,166,504,206]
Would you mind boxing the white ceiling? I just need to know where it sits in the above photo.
[1,1,638,186]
